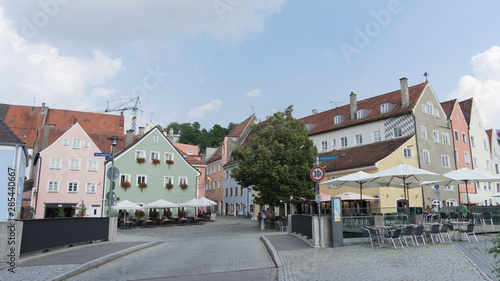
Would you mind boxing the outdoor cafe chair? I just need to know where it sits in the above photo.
[413,225,426,246]
[439,224,452,243]
[384,228,404,249]
[366,227,381,247]
[449,212,460,222]
[439,212,449,224]
[280,220,288,232]
[425,224,443,244]
[402,225,416,247]
[459,223,478,243]
[483,212,494,226]
[360,227,371,246]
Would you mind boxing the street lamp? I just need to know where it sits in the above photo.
[106,135,122,217]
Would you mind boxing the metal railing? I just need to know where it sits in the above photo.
[19,217,109,255]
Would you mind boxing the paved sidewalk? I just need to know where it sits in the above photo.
[0,241,158,281]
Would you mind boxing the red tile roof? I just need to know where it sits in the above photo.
[300,82,428,135]
[459,98,473,125]
[227,114,255,137]
[320,136,413,173]
[440,99,457,119]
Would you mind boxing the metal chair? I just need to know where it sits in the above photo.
[366,227,381,247]
[384,228,404,249]
[425,224,443,244]
[459,223,478,243]
[402,225,416,247]
[413,225,426,246]
[439,224,452,243]
[483,212,494,226]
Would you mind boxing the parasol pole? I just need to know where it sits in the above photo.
[359,182,363,214]
[465,180,470,211]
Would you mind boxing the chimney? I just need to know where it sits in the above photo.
[312,109,318,115]
[125,129,134,146]
[41,102,46,114]
[350,92,357,119]
[139,127,145,138]
[400,77,409,106]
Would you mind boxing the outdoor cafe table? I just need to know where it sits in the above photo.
[372,225,394,247]
[448,221,469,240]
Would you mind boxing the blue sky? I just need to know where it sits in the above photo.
[1,1,499,132]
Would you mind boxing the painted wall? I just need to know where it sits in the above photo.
[0,146,26,221]
[205,159,224,214]
[224,165,254,217]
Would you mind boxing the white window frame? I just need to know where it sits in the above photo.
[49,157,62,170]
[455,149,459,163]
[441,155,450,168]
[321,141,328,151]
[164,176,173,185]
[136,150,146,159]
[69,159,81,171]
[394,127,402,138]
[355,134,363,145]
[434,109,440,118]
[484,139,489,151]
[421,126,427,139]
[341,137,348,148]
[154,135,159,142]
[380,103,390,114]
[164,152,174,161]
[464,151,471,165]
[462,133,467,144]
[87,160,98,172]
[403,147,413,158]
[83,140,90,148]
[334,115,342,125]
[442,133,450,145]
[62,138,69,146]
[86,182,97,194]
[219,163,222,172]
[422,104,427,114]
[120,174,131,184]
[218,179,221,188]
[47,180,59,192]
[356,109,365,119]
[72,138,82,149]
[454,130,459,141]
[151,151,160,162]
[444,185,453,191]
[423,150,431,164]
[137,175,147,186]
[179,177,188,186]
[373,130,381,142]
[67,181,79,193]
[427,102,433,115]
[473,157,478,168]
[332,139,337,148]
[433,130,439,143]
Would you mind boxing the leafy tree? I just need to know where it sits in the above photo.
[57,207,66,218]
[231,105,318,206]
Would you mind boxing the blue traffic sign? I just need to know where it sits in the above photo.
[434,185,440,190]
[94,152,113,157]
[318,156,337,161]
[106,167,120,180]
[105,156,113,162]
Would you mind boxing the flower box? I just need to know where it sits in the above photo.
[179,183,188,190]
[165,183,174,190]
[138,182,148,188]
[134,210,145,218]
[166,160,174,165]
[152,159,160,165]
[121,181,131,188]
[136,158,145,164]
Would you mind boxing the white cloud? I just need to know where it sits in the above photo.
[0,8,124,110]
[448,46,500,129]
[187,99,223,120]
[245,89,261,98]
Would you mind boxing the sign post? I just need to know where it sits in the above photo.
[311,166,325,247]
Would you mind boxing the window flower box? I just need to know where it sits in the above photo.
[138,182,148,189]
[136,158,146,164]
[152,159,160,165]
[166,160,174,165]
[179,183,188,190]
[121,181,131,188]
[165,183,174,190]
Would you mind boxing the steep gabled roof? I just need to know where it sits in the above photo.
[459,98,473,125]
[227,114,255,137]
[486,129,494,152]
[300,82,428,135]
[320,136,413,173]
[440,99,457,119]
[206,145,222,163]
[0,118,28,156]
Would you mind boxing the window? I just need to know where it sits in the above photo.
[420,126,427,139]
[63,138,69,146]
[486,160,491,170]
[471,136,475,147]
[72,138,81,149]
[484,183,488,191]
[444,185,453,191]
[484,139,489,150]
[455,149,459,163]
[341,137,348,147]
[355,134,363,145]
[151,151,160,162]
[321,141,328,151]
[394,127,402,138]
[218,179,221,188]
[442,133,450,145]
[153,135,159,142]
[380,103,390,114]
[441,155,450,168]
[327,176,340,189]
[462,133,467,144]
[225,170,229,179]
[68,182,79,193]
[433,130,439,143]
[446,199,457,207]
[49,157,62,169]
[69,159,81,171]
[86,182,97,193]
[87,160,98,172]
[473,157,478,168]
[489,182,492,191]
[164,176,173,185]
[434,109,440,118]
[219,163,222,172]
[403,147,413,158]
[332,139,337,148]
[464,151,471,165]
[137,175,147,186]
[230,188,233,196]
[423,150,431,164]
[427,102,433,115]
[136,150,146,159]
[47,181,59,192]
[334,115,342,125]
[164,152,174,162]
[373,130,381,142]
[83,140,90,148]
[422,104,427,114]
[496,164,499,174]
[454,130,459,141]
[356,109,365,119]
[120,174,131,184]
[177,177,187,186]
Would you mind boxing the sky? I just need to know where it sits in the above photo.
[1,0,500,133]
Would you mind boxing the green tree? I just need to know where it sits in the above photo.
[231,105,318,206]
[57,207,66,218]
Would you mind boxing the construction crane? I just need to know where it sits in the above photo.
[105,97,140,132]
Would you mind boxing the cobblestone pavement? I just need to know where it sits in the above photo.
[278,234,500,281]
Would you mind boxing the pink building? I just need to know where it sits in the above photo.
[32,123,109,218]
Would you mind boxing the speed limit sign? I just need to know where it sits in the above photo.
[310,166,325,182]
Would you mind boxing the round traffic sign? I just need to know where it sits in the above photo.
[310,166,325,182]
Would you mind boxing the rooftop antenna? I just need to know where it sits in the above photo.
[250,106,256,114]
[329,101,343,108]
[423,72,430,82]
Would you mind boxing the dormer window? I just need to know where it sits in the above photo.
[334,115,343,125]
[380,103,391,114]
[356,109,365,119]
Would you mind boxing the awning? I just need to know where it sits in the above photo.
[461,193,484,204]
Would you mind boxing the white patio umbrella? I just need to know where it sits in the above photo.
[197,197,217,207]
[436,168,500,210]
[322,171,383,210]
[111,200,143,221]
[144,199,180,209]
[369,164,451,214]
[336,191,377,201]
